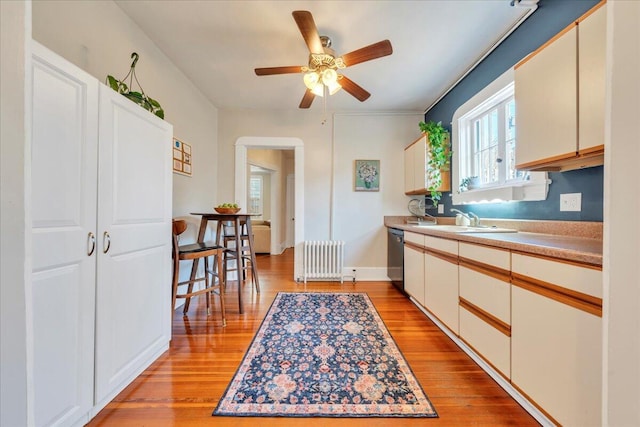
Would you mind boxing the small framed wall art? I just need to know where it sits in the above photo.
[354,159,380,191]
[173,137,192,176]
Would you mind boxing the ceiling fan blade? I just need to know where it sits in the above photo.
[338,75,371,102]
[341,40,393,67]
[292,11,324,54]
[255,66,304,76]
[299,89,315,109]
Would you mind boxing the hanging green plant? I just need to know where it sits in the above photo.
[106,53,164,119]
[418,120,451,206]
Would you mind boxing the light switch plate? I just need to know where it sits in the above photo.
[560,193,582,212]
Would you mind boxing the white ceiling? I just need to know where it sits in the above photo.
[115,1,531,112]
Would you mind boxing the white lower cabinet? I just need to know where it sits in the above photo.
[511,253,602,426]
[400,229,603,426]
[458,243,511,378]
[403,232,425,306]
[31,42,172,426]
[424,236,459,334]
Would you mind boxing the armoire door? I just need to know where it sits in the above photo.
[94,85,173,407]
[31,41,98,427]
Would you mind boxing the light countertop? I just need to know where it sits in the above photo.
[385,216,603,267]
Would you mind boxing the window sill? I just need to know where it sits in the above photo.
[452,179,551,205]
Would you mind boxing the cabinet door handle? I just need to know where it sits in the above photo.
[87,232,96,256]
[102,231,111,254]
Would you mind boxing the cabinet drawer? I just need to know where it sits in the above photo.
[459,242,510,270]
[404,231,424,247]
[460,306,510,379]
[425,235,457,255]
[459,266,510,324]
[512,253,601,299]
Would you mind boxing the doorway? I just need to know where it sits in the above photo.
[235,137,304,280]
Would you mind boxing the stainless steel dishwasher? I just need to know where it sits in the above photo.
[387,228,404,292]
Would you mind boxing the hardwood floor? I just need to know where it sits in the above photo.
[89,249,539,426]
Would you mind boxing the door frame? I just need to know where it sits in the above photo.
[235,137,304,280]
[285,173,295,248]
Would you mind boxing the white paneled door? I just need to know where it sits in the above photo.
[94,85,173,407]
[31,41,173,425]
[31,42,99,427]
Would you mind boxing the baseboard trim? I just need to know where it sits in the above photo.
[342,267,390,282]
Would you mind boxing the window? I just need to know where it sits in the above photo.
[452,69,549,205]
[462,87,523,187]
[248,175,263,217]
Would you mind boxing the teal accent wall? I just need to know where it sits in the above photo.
[424,0,603,221]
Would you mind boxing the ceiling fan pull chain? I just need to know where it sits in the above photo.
[321,85,327,125]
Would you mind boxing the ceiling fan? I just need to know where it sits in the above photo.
[254,10,393,109]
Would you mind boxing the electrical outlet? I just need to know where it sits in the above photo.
[560,193,582,212]
[438,204,444,214]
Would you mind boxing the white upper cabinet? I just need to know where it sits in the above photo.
[515,2,606,171]
[404,134,450,195]
[515,24,578,169]
[404,143,416,194]
[578,4,607,153]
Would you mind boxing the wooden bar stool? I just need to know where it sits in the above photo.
[221,222,254,286]
[171,219,226,325]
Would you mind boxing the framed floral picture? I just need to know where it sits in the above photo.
[354,159,380,191]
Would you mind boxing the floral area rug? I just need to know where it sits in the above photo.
[213,292,437,418]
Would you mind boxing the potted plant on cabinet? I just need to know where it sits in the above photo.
[106,53,165,119]
[418,120,451,206]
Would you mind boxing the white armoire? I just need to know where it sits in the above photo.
[31,41,173,426]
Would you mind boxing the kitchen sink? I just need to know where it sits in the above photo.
[413,224,517,233]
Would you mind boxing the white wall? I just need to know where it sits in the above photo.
[31,0,218,217]
[1,3,31,426]
[603,1,640,425]
[218,109,422,279]
[218,109,333,240]
[333,113,423,278]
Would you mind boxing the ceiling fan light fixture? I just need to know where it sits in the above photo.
[321,68,338,85]
[303,71,319,90]
[311,82,324,97]
[326,80,342,95]
[256,11,392,108]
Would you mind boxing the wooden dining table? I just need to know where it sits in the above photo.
[190,212,261,314]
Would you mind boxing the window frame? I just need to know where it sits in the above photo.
[248,174,263,217]
[451,68,550,205]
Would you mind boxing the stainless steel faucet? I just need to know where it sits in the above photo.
[450,208,480,227]
[419,211,438,225]
[468,211,480,226]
